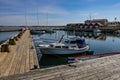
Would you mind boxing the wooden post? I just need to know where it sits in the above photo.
[14,36,18,41]
[9,38,16,45]
[1,44,9,52]
[17,32,22,38]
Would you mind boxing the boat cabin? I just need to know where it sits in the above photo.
[49,37,87,49]
[50,43,69,48]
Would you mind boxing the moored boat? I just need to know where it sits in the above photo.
[30,30,45,34]
[39,36,90,55]
[68,52,120,63]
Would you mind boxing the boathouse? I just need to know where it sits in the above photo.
[85,19,108,26]
[66,23,102,30]
[107,21,120,26]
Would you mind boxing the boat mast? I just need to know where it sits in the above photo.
[24,0,27,27]
[58,35,64,43]
[89,13,92,21]
[36,3,39,26]
[114,17,117,26]
[46,12,48,26]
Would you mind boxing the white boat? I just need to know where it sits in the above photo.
[39,36,90,55]
[30,30,45,34]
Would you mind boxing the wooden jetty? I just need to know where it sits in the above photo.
[1,52,120,79]
[0,30,39,77]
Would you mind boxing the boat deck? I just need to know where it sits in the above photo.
[0,30,39,77]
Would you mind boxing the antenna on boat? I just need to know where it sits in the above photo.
[58,35,64,43]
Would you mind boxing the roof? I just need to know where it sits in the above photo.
[85,19,108,22]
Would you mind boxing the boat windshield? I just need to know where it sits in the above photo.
[55,46,69,48]
[76,38,86,48]
[70,41,76,44]
[50,44,54,47]
[64,40,76,44]
[55,46,61,48]
[62,46,68,48]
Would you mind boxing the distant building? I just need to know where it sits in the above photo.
[66,18,120,30]
[85,19,108,26]
[66,23,102,30]
[107,21,120,26]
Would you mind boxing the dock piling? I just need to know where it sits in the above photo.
[1,43,9,52]
[14,36,18,41]
[0,30,39,78]
[9,38,16,45]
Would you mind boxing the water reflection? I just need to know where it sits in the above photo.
[39,52,90,68]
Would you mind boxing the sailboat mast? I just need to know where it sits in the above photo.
[24,0,27,27]
[89,13,92,21]
[25,9,27,27]
[46,12,48,26]
[36,4,39,26]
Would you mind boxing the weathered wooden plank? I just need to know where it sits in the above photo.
[25,46,30,72]
[29,50,34,70]
[0,30,39,78]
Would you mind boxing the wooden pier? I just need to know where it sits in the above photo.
[0,30,39,77]
[0,52,120,79]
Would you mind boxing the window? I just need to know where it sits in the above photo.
[62,46,68,48]
[71,46,76,48]
[70,41,76,44]
[55,46,61,48]
[65,41,69,43]
[50,44,54,47]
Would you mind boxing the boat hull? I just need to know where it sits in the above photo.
[30,31,45,34]
[40,45,89,55]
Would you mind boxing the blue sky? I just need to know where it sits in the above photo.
[0,0,120,26]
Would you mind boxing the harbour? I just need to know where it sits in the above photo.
[33,30,120,68]
[1,0,120,79]
[0,27,120,79]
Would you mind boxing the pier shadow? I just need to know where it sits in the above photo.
[39,51,93,68]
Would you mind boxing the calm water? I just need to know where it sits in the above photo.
[32,30,120,68]
[0,31,20,44]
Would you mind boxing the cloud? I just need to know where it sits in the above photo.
[0,9,100,26]
[38,6,69,15]
[0,0,101,26]
[0,0,69,16]
[0,0,22,7]
[70,10,99,17]
[0,6,69,16]
[0,12,24,16]
[79,12,99,16]
[0,15,24,26]
[0,14,68,26]
[113,3,120,7]
[0,0,70,26]
[0,15,38,26]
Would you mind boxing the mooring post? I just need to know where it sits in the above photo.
[9,38,16,45]
[1,43,9,52]
[14,36,18,41]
